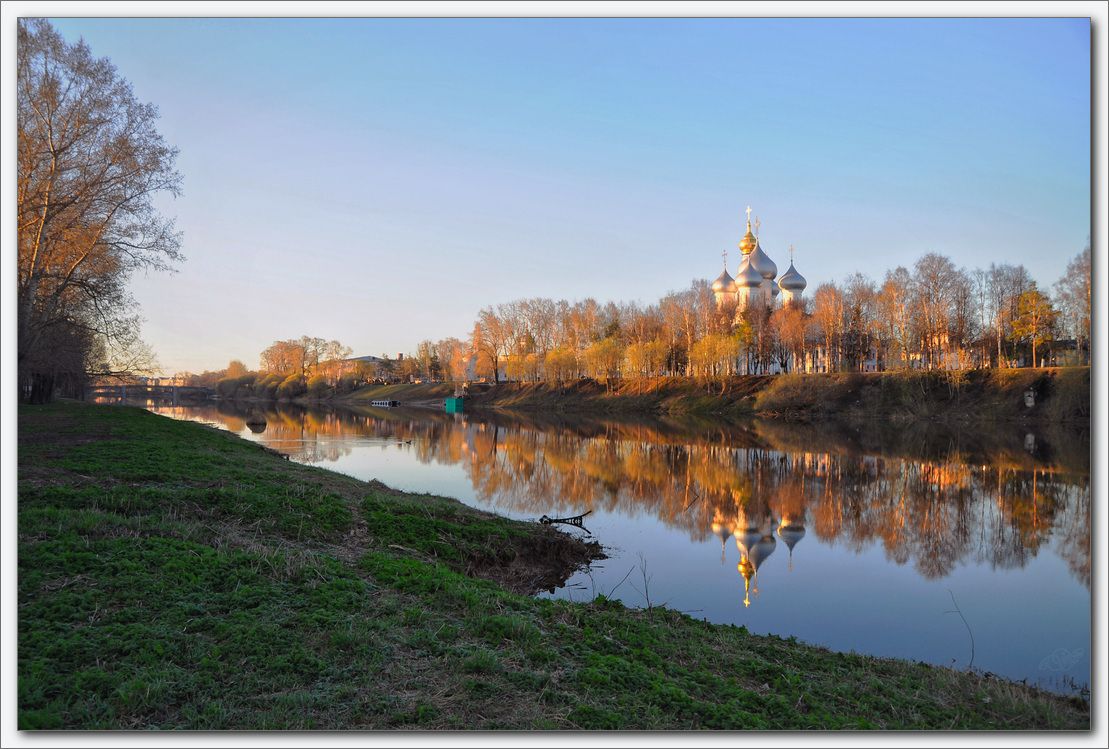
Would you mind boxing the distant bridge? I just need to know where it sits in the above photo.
[85,384,214,406]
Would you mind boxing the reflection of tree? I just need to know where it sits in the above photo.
[149,405,1089,587]
[903,463,971,579]
[1055,478,1091,588]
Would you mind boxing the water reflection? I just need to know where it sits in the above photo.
[152,400,1090,593]
[147,400,1091,693]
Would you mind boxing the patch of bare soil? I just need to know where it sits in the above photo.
[465,525,606,597]
[17,410,107,446]
[17,410,113,488]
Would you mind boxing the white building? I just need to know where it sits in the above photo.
[712,208,807,312]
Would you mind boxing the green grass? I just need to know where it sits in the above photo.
[17,401,1090,730]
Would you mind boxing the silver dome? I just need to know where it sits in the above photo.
[712,268,737,294]
[736,256,763,288]
[778,260,807,292]
[747,240,778,280]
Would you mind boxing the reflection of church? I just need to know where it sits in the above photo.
[711,506,807,607]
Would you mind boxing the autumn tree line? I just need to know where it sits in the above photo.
[177,337,349,400]
[456,247,1091,386]
[178,243,1090,400]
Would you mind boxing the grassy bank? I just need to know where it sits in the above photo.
[17,402,1090,730]
[752,367,1091,423]
[377,367,1090,424]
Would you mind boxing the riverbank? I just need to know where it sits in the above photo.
[17,401,1089,730]
[345,367,1090,424]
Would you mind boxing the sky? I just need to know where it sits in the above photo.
[4,3,1104,377]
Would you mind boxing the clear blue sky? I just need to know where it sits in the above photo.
[6,5,1101,376]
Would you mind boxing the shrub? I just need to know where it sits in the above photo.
[257,372,283,399]
[1043,367,1090,421]
[276,374,307,400]
[307,375,330,399]
[336,372,362,393]
[216,373,257,399]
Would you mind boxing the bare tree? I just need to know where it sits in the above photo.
[948,270,976,368]
[969,267,991,367]
[812,282,844,373]
[522,297,557,364]
[568,298,601,351]
[774,304,808,373]
[415,339,439,380]
[471,306,510,383]
[260,339,300,374]
[18,19,183,402]
[435,336,467,383]
[913,253,961,370]
[842,272,877,371]
[1053,240,1091,364]
[620,301,664,347]
[988,263,1032,367]
[659,291,691,375]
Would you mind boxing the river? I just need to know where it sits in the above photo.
[141,399,1091,695]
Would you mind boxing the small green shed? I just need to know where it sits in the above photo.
[445,397,464,413]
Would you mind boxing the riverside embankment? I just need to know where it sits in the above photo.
[17,400,1090,730]
[345,367,1091,424]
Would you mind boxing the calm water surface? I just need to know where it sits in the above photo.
[144,401,1091,694]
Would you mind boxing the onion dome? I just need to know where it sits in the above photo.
[739,220,757,256]
[712,521,734,564]
[777,519,806,551]
[778,260,807,293]
[747,535,777,570]
[747,239,778,281]
[738,557,756,601]
[736,255,763,288]
[736,527,762,556]
[737,557,756,607]
[778,517,806,569]
[712,268,737,295]
[712,521,734,547]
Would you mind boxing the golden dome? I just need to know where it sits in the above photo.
[739,220,757,255]
[738,557,756,607]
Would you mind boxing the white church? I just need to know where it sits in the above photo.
[710,206,808,311]
[710,207,845,375]
[712,208,883,375]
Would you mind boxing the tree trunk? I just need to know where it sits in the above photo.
[29,373,56,404]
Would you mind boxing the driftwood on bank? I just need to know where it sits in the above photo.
[539,510,592,528]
